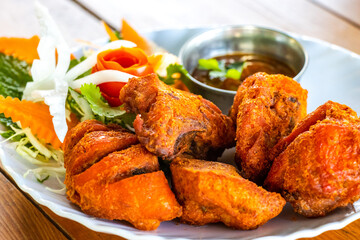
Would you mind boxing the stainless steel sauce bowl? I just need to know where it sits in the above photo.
[179,26,308,113]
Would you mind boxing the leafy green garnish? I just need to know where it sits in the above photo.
[198,58,245,81]
[0,55,64,186]
[226,68,242,79]
[0,129,16,139]
[0,113,22,141]
[227,61,244,70]
[80,83,126,118]
[159,64,192,87]
[198,59,221,71]
[77,83,135,129]
[66,88,94,121]
[104,112,136,128]
[66,90,83,120]
[107,31,122,42]
[0,129,23,142]
[36,175,50,183]
[0,53,33,99]
[0,113,16,128]
[226,61,245,79]
[68,56,91,79]
[114,31,123,40]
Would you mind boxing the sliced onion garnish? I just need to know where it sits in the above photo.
[23,1,71,142]
[70,70,135,90]
[65,40,137,82]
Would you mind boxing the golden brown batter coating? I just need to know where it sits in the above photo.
[64,120,182,230]
[264,101,360,217]
[73,144,160,186]
[229,72,307,184]
[62,119,127,159]
[119,73,235,160]
[69,145,181,230]
[170,158,285,230]
[65,130,138,178]
[66,143,159,204]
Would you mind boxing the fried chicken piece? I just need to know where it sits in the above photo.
[229,72,307,184]
[64,121,182,230]
[64,120,139,203]
[119,73,235,160]
[62,119,127,159]
[69,145,181,230]
[65,130,138,178]
[264,101,360,217]
[170,158,285,229]
[66,143,159,204]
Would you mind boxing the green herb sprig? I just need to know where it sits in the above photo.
[198,58,245,81]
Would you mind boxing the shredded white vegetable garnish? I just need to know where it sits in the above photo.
[65,40,136,83]
[70,70,135,90]
[68,88,94,121]
[23,1,71,142]
[1,123,66,194]
[24,167,66,195]
[13,2,173,195]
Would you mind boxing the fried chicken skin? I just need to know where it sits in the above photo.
[65,130,138,179]
[64,120,182,230]
[170,158,285,229]
[70,145,182,230]
[62,119,126,158]
[264,101,360,217]
[119,73,235,160]
[229,72,307,184]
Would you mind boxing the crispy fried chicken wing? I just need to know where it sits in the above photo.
[264,101,360,217]
[119,73,235,160]
[64,120,182,230]
[170,158,285,229]
[229,72,307,184]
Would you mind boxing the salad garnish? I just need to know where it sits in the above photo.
[0,1,193,192]
[0,53,33,99]
[0,36,39,64]
[23,1,71,142]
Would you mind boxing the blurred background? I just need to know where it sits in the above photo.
[1,0,359,53]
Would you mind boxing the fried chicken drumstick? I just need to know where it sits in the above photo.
[64,120,182,230]
[119,73,235,160]
[171,158,285,229]
[229,72,308,184]
[264,101,360,217]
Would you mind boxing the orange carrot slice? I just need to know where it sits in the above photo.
[0,36,39,64]
[121,19,152,55]
[92,47,154,76]
[0,96,61,149]
[102,21,119,42]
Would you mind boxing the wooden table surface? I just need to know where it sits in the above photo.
[0,0,359,239]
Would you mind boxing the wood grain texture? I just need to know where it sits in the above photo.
[76,0,360,54]
[0,173,67,240]
[42,207,125,240]
[301,220,360,240]
[312,0,360,26]
[0,0,105,47]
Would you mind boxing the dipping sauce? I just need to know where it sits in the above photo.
[192,53,296,91]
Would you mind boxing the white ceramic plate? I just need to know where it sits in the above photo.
[1,28,360,240]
